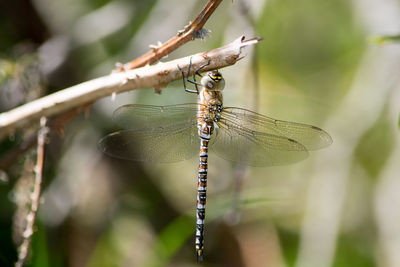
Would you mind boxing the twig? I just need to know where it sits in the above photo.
[123,0,223,70]
[0,36,263,141]
[15,117,48,267]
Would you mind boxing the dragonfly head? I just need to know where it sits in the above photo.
[201,70,225,91]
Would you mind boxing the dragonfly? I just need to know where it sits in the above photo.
[98,60,332,262]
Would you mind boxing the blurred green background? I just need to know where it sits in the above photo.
[1,0,400,266]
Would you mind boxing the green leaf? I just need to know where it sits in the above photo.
[370,34,400,44]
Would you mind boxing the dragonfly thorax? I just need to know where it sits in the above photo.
[207,104,222,122]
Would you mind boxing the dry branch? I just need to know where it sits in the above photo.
[123,0,223,70]
[0,36,262,141]
[15,118,48,267]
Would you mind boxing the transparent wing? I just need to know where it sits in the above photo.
[210,119,309,167]
[113,103,200,129]
[98,104,201,162]
[209,107,332,166]
[98,122,199,162]
[221,107,332,150]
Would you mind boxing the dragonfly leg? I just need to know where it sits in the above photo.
[192,58,212,90]
[178,64,196,94]
[179,57,211,95]
[178,57,201,94]
[187,57,200,94]
[194,59,211,78]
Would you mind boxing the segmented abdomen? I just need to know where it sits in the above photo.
[195,118,213,261]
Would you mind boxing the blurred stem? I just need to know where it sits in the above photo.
[228,1,261,225]
[15,117,48,267]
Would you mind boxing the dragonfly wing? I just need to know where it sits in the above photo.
[113,103,200,129]
[210,120,309,167]
[98,123,200,162]
[222,107,332,150]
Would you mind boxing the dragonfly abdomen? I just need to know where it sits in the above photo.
[195,120,213,261]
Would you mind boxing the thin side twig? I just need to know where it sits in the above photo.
[0,36,263,141]
[123,0,223,70]
[15,117,48,267]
